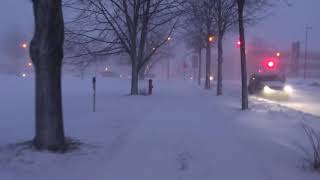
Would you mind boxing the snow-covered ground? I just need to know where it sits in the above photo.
[0,75,320,180]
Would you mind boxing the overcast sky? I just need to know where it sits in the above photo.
[0,0,319,53]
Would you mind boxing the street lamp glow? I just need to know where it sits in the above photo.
[167,36,171,41]
[22,73,27,78]
[21,43,28,49]
[276,52,281,57]
[208,36,215,42]
[28,62,32,67]
[105,67,108,71]
[210,76,214,81]
[152,47,156,51]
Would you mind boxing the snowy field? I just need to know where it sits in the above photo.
[0,75,320,180]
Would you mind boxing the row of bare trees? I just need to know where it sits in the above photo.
[27,0,186,151]
[183,0,269,109]
[28,0,270,151]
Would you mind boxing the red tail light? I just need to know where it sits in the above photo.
[262,57,277,70]
[267,60,275,68]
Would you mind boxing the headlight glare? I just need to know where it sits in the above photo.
[284,85,293,93]
[263,86,273,94]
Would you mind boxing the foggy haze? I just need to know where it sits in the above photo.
[0,0,319,78]
[2,1,320,179]
[1,0,319,51]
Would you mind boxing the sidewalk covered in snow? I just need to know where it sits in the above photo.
[0,77,319,180]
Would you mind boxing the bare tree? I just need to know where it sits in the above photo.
[30,0,66,151]
[65,0,184,95]
[64,39,102,78]
[236,0,271,109]
[184,0,216,89]
[213,0,270,96]
[236,0,248,109]
[139,40,175,80]
[181,17,205,86]
[211,0,237,96]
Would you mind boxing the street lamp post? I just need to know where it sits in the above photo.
[304,25,312,79]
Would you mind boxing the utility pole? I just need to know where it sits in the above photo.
[304,25,312,79]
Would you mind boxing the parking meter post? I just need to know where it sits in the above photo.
[92,76,96,112]
[148,79,153,95]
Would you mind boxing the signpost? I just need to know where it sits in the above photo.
[92,76,96,112]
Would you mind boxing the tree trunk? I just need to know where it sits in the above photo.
[30,0,65,151]
[198,48,202,86]
[131,61,139,95]
[33,67,65,150]
[237,0,249,110]
[205,40,211,89]
[139,64,146,80]
[217,34,223,96]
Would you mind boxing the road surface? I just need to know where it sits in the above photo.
[252,79,320,117]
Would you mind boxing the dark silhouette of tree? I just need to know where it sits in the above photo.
[212,0,237,96]
[184,0,216,89]
[236,0,248,109]
[182,8,205,86]
[30,0,66,151]
[236,0,271,109]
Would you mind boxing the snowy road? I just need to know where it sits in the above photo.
[250,79,320,117]
[0,76,320,180]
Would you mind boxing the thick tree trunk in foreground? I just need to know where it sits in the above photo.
[131,61,139,95]
[30,0,66,150]
[237,0,249,110]
[205,40,211,89]
[217,34,223,96]
[198,48,202,86]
